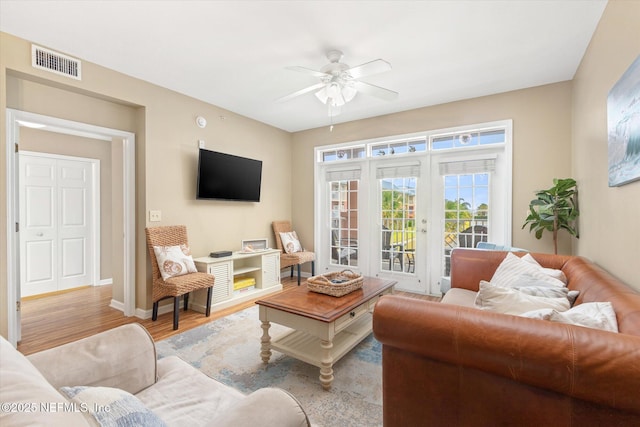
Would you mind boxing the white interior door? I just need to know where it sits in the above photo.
[58,158,93,290]
[19,155,57,296]
[19,153,94,297]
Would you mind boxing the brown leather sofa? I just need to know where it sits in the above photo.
[373,248,640,426]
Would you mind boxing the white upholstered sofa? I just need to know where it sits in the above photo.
[0,324,310,426]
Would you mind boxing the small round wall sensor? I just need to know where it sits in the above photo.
[196,116,207,128]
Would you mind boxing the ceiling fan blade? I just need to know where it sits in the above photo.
[275,82,327,103]
[285,66,329,78]
[353,81,398,101]
[346,59,392,79]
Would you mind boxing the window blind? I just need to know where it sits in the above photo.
[376,163,421,179]
[326,168,361,181]
[439,158,496,175]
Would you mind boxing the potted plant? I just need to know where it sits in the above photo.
[522,178,579,254]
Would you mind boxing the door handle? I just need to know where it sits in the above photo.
[36,232,44,237]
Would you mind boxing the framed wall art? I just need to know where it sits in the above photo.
[607,55,640,187]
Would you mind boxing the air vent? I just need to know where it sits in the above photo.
[31,45,81,80]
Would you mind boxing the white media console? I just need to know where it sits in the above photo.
[193,249,282,312]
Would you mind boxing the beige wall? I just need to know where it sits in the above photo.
[292,82,574,256]
[572,0,640,290]
[0,32,293,337]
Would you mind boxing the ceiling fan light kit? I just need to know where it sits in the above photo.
[278,49,398,116]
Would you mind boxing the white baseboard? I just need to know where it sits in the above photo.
[135,300,187,319]
[111,298,148,319]
[98,278,113,286]
[109,298,124,313]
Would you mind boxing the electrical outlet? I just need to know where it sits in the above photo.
[149,210,162,222]
[198,140,205,149]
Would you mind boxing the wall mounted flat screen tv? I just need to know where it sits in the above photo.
[196,149,262,202]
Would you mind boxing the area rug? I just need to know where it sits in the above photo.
[156,305,382,427]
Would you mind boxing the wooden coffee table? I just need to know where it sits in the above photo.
[256,276,395,390]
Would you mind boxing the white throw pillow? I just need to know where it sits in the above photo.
[481,280,580,306]
[522,253,568,284]
[475,281,570,315]
[490,252,566,288]
[520,302,618,332]
[280,231,303,254]
[153,244,197,281]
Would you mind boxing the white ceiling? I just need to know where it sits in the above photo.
[0,0,607,132]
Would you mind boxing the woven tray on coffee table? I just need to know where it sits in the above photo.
[307,270,364,297]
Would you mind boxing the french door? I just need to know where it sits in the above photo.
[373,161,428,293]
[315,121,511,295]
[320,160,429,294]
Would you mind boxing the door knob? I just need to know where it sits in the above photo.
[36,232,44,237]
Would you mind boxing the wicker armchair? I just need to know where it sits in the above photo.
[145,225,214,330]
[272,220,315,285]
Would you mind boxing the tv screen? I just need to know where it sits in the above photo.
[196,149,262,202]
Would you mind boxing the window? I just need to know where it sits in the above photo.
[315,120,511,295]
[442,173,490,276]
[320,146,366,162]
[327,169,360,267]
[431,128,505,151]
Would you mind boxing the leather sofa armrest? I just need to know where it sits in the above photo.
[209,388,310,427]
[373,295,640,414]
[27,324,157,395]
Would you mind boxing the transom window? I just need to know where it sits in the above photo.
[317,128,505,164]
[431,129,505,151]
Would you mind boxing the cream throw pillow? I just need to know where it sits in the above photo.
[280,231,303,254]
[490,252,566,288]
[522,253,568,284]
[480,280,579,306]
[475,281,570,315]
[520,302,619,332]
[153,244,197,281]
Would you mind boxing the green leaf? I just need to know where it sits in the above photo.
[522,178,579,250]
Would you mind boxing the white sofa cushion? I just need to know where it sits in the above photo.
[0,336,88,426]
[28,323,157,395]
[136,356,245,426]
[137,356,310,427]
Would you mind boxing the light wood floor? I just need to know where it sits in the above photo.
[17,277,439,355]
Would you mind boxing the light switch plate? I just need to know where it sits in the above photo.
[149,210,162,222]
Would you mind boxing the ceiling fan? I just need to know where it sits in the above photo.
[276,50,398,116]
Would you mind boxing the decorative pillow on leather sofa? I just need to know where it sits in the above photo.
[520,302,619,332]
[490,252,566,288]
[521,253,568,284]
[475,281,571,315]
